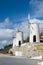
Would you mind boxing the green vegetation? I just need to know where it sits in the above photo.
[23,37,29,43]
[0,44,12,54]
[35,45,43,50]
[0,37,29,54]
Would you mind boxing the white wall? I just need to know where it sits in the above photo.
[16,32,23,44]
[13,38,16,48]
[12,31,23,48]
[30,23,40,43]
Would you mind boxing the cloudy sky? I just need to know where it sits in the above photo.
[0,0,43,48]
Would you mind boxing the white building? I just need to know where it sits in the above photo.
[13,30,23,49]
[30,23,40,43]
[9,15,40,57]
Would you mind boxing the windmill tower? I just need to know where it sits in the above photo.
[30,23,40,43]
[16,30,23,46]
[28,15,40,43]
[16,24,23,46]
[12,24,23,48]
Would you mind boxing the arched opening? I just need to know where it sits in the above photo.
[10,51,13,55]
[19,41,21,47]
[33,35,36,42]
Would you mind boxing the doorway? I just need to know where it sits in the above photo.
[33,35,36,42]
[19,41,21,47]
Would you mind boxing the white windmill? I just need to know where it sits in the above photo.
[12,24,23,48]
[28,15,40,43]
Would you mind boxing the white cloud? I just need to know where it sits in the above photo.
[30,0,43,17]
[0,40,7,44]
[0,39,12,48]
[20,21,29,39]
[0,17,43,47]
[0,17,29,41]
[0,18,14,29]
[30,18,43,23]
[0,29,14,41]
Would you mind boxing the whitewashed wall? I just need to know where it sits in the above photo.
[30,23,40,43]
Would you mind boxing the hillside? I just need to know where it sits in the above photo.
[0,37,29,54]
[0,44,12,54]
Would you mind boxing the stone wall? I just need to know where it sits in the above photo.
[9,43,42,57]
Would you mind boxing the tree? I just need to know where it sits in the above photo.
[25,37,29,42]
[0,44,12,54]
[23,37,29,43]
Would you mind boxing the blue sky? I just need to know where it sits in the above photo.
[0,0,43,22]
[0,0,43,48]
[0,0,30,22]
